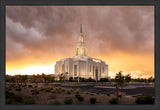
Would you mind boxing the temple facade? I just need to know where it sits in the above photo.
[55,23,108,80]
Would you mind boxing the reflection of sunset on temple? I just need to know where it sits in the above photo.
[6,6,154,78]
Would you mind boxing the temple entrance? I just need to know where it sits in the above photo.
[95,66,98,81]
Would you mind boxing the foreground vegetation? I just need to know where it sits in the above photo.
[6,83,138,105]
[5,72,154,105]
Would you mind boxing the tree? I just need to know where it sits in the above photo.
[60,73,63,82]
[114,71,125,101]
[125,74,131,83]
[148,76,153,83]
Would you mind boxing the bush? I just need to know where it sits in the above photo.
[75,89,81,94]
[6,95,23,104]
[40,88,44,91]
[6,98,16,104]
[14,95,23,102]
[109,98,118,104]
[100,78,109,82]
[31,89,39,95]
[64,97,73,104]
[77,96,83,102]
[69,77,73,82]
[15,88,21,91]
[66,90,71,94]
[56,90,61,94]
[50,100,61,105]
[6,90,14,99]
[23,97,35,104]
[75,93,80,98]
[118,95,122,98]
[50,94,56,99]
[45,89,50,92]
[136,96,154,104]
[62,89,65,92]
[28,85,32,88]
[90,97,96,104]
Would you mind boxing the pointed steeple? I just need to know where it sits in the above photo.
[80,21,82,34]
[76,22,87,56]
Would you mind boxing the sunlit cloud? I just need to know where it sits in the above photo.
[6,6,154,78]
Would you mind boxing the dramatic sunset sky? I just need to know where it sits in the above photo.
[6,6,154,78]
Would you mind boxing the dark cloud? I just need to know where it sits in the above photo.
[6,6,154,62]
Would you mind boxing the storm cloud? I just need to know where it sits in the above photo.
[6,6,154,77]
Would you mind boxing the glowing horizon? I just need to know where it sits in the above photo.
[6,6,154,78]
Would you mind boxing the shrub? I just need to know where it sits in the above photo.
[6,96,23,104]
[77,96,83,102]
[144,96,154,104]
[23,97,35,104]
[66,90,71,94]
[118,95,122,98]
[70,89,73,92]
[15,88,21,91]
[45,89,50,92]
[90,97,96,104]
[100,78,109,82]
[75,88,81,93]
[109,98,118,104]
[62,89,65,92]
[86,92,89,95]
[40,88,44,91]
[50,100,61,105]
[50,94,56,99]
[56,90,61,94]
[31,89,39,95]
[6,98,16,104]
[136,96,154,104]
[64,97,73,104]
[75,93,80,98]
[28,85,32,88]
[6,90,14,99]
[90,93,94,96]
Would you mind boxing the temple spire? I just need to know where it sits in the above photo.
[76,22,87,56]
[80,21,82,34]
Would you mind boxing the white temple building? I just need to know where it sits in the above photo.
[55,23,108,80]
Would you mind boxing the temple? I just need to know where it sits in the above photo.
[55,23,108,80]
